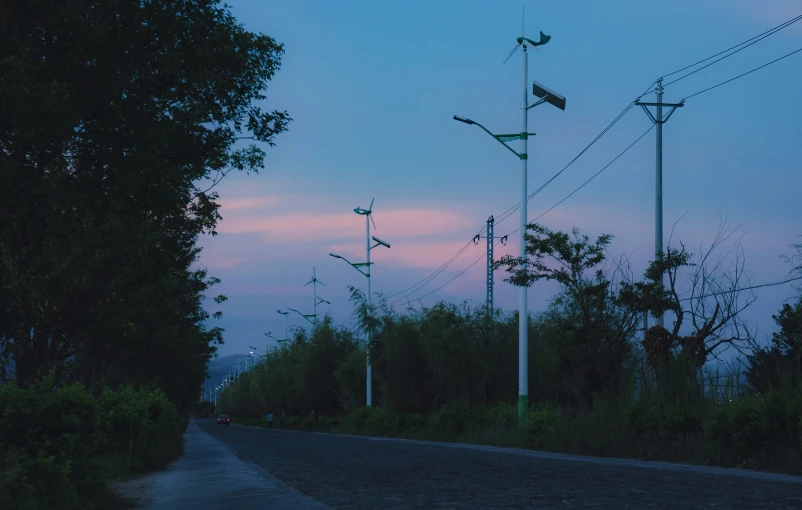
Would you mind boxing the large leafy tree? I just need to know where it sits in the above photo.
[0,0,290,410]
[495,223,641,406]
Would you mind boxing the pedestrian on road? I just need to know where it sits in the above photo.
[267,412,274,429]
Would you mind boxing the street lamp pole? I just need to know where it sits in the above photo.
[330,231,390,407]
[277,309,289,342]
[454,23,562,426]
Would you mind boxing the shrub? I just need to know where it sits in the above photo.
[477,402,516,430]
[0,378,104,510]
[524,405,557,440]
[97,385,182,472]
[712,390,800,453]
[431,401,474,435]
[626,399,703,438]
[394,412,425,434]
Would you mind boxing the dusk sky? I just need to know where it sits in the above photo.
[198,0,802,359]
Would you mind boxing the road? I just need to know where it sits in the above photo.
[129,419,802,509]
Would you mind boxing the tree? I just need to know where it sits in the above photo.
[621,220,756,370]
[745,240,802,393]
[495,223,641,406]
[745,297,802,393]
[0,0,290,411]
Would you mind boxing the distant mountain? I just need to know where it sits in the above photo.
[202,354,253,398]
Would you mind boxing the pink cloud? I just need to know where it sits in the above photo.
[201,256,247,269]
[216,283,311,297]
[328,239,485,269]
[216,207,476,242]
[730,0,802,36]
[218,196,278,211]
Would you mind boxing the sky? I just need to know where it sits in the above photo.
[197,0,802,359]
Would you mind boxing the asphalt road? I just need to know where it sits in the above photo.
[112,422,329,510]
[195,420,802,509]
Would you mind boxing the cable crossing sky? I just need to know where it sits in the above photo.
[383,12,802,306]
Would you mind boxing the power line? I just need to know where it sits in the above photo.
[502,124,655,239]
[678,275,802,302]
[351,19,802,319]
[382,240,476,300]
[662,13,802,80]
[392,125,655,306]
[386,96,645,303]
[495,100,638,225]
[390,238,506,308]
[682,46,802,101]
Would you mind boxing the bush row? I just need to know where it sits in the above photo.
[241,384,802,474]
[0,377,186,510]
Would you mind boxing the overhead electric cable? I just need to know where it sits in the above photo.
[387,97,647,304]
[502,124,655,239]
[392,125,654,305]
[662,13,802,81]
[681,46,802,100]
[390,238,506,308]
[382,240,476,300]
[678,275,802,302]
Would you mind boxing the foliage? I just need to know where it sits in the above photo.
[0,0,289,411]
[0,0,289,507]
[495,223,641,406]
[218,224,802,475]
[621,220,757,369]
[0,379,183,509]
[745,296,802,394]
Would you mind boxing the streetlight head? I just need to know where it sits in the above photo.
[329,253,344,260]
[371,235,391,249]
[453,115,475,125]
[532,81,566,111]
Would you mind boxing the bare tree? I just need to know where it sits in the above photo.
[624,218,757,368]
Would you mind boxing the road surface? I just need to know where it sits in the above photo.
[129,419,802,509]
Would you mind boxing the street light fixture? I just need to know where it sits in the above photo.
[288,307,317,325]
[265,331,284,348]
[329,202,392,408]
[453,15,563,426]
[304,267,331,324]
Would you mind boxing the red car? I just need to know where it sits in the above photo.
[217,415,231,425]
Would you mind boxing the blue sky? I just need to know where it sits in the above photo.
[199,0,802,358]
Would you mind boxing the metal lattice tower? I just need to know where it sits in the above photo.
[474,215,507,316]
[487,216,494,313]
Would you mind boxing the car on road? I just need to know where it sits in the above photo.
[217,415,231,425]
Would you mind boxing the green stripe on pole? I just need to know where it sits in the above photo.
[517,394,528,426]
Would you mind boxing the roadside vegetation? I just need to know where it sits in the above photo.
[219,225,802,475]
[0,0,289,508]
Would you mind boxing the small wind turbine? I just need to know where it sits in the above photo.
[304,267,330,324]
[354,197,377,231]
[502,8,551,66]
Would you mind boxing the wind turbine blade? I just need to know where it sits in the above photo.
[304,279,313,286]
[502,42,521,65]
[369,213,377,230]
[318,279,327,287]
[369,197,375,211]
[522,6,525,38]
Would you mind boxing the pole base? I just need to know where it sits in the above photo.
[517,394,528,427]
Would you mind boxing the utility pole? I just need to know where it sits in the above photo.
[304,267,330,324]
[635,78,684,330]
[473,215,508,316]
